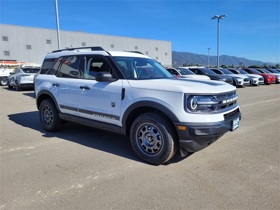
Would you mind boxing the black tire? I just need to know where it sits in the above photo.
[130,112,178,165]
[15,81,22,91]
[7,80,13,89]
[0,77,8,86]
[39,99,62,132]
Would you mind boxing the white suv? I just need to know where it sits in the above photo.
[35,47,241,165]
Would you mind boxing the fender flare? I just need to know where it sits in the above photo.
[122,100,179,127]
[36,90,60,111]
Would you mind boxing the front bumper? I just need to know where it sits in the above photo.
[19,82,34,88]
[174,108,241,155]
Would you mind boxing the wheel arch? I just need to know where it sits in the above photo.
[122,101,179,136]
[36,90,60,111]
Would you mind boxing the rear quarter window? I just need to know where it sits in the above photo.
[40,58,59,75]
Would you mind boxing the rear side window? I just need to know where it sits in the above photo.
[40,58,59,75]
[57,56,81,78]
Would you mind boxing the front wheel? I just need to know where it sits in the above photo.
[130,112,178,165]
[15,81,22,91]
[39,99,62,132]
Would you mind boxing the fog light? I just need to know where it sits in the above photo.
[178,125,187,131]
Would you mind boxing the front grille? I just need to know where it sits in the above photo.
[259,78,264,81]
[214,91,238,111]
[244,78,249,82]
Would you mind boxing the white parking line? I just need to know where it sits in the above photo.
[241,98,280,108]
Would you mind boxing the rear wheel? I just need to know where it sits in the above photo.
[130,112,178,165]
[39,99,62,132]
[0,77,8,86]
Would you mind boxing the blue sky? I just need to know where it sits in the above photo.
[1,0,279,63]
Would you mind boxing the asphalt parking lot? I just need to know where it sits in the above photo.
[0,84,279,210]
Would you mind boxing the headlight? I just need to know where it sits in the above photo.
[186,95,219,113]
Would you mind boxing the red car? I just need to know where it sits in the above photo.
[242,68,276,85]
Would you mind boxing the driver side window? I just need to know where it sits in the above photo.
[82,57,113,80]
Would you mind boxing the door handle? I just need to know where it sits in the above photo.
[52,83,59,87]
[80,85,90,90]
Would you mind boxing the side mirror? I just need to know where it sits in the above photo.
[96,72,117,82]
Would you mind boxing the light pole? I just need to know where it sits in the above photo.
[54,0,61,49]
[207,47,211,68]
[211,15,226,68]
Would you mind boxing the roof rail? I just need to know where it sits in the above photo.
[52,46,105,53]
[126,51,144,55]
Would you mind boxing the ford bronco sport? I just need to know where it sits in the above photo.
[35,46,241,165]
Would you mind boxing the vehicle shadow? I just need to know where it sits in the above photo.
[22,92,36,98]
[8,111,141,164]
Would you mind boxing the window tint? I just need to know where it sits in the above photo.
[57,56,81,78]
[113,57,172,79]
[41,58,59,75]
[82,56,112,80]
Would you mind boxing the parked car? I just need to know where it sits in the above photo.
[228,68,264,86]
[35,46,241,165]
[242,68,276,85]
[188,68,234,85]
[166,67,210,80]
[0,68,13,86]
[211,68,250,87]
[8,66,41,90]
[259,69,280,84]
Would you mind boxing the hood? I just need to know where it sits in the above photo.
[260,73,276,78]
[270,73,280,76]
[127,78,236,94]
[245,74,263,79]
[177,75,210,80]
[208,74,233,82]
[227,74,248,79]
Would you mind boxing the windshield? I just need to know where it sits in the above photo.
[258,69,270,73]
[202,68,217,75]
[177,68,195,75]
[247,69,261,74]
[113,57,173,79]
[22,68,41,73]
[221,69,233,74]
[238,70,248,74]
[268,69,278,73]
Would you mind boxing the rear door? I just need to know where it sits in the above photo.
[51,56,82,116]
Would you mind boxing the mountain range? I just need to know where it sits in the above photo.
[172,51,275,67]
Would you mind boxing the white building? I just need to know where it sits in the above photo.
[0,24,172,66]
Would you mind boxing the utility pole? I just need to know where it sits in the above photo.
[207,47,211,68]
[54,0,61,49]
[211,15,226,68]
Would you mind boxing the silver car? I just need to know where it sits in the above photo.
[211,68,250,87]
[228,68,264,86]
[8,66,41,91]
